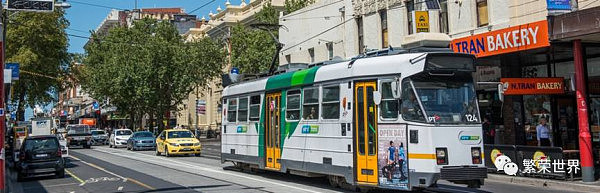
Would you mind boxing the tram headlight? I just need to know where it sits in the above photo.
[435,148,448,165]
[471,147,482,164]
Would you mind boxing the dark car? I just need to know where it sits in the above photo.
[91,130,109,145]
[17,135,65,181]
[127,131,156,151]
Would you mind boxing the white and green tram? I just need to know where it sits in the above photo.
[221,50,487,191]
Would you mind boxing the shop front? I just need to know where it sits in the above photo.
[452,16,599,180]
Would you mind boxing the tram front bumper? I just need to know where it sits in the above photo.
[440,166,487,187]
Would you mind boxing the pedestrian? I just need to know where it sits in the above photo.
[482,117,495,144]
[536,118,553,147]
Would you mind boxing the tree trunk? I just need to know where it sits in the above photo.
[16,91,26,121]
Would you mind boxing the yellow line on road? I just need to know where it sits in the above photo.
[126,178,156,190]
[65,169,85,184]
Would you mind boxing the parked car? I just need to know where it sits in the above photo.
[155,129,201,157]
[16,135,65,181]
[91,130,109,145]
[127,131,156,151]
[109,129,133,148]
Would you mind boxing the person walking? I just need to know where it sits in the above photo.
[482,117,495,144]
[536,118,553,147]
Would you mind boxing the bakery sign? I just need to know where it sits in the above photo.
[451,20,550,58]
[501,78,565,95]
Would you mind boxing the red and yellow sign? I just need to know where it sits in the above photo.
[451,20,550,57]
[501,78,565,95]
[415,11,429,33]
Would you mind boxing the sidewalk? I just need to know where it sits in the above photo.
[487,173,600,193]
[5,164,24,193]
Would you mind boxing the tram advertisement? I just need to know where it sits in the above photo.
[377,124,409,189]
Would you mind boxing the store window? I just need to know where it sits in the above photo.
[523,95,552,146]
[380,10,389,48]
[587,47,600,143]
[439,0,449,34]
[407,0,414,35]
[476,0,489,27]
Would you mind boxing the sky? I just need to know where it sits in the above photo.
[65,0,241,53]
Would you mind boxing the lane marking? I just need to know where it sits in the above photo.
[65,169,85,186]
[118,186,123,191]
[92,147,321,193]
[71,154,156,190]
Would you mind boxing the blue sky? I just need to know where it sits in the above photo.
[65,0,239,53]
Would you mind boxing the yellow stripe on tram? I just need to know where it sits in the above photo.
[408,153,436,159]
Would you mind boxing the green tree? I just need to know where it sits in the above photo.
[285,0,315,14]
[81,19,224,130]
[5,9,70,121]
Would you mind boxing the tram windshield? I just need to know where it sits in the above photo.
[402,72,480,124]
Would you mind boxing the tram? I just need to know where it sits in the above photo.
[221,38,487,191]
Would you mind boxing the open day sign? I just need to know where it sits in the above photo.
[451,20,550,58]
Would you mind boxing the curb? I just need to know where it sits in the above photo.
[487,174,600,193]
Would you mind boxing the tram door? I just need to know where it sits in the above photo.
[265,92,282,170]
[354,82,378,184]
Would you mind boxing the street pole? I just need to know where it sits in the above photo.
[573,39,595,182]
[0,5,5,193]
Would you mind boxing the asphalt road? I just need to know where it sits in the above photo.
[7,140,585,193]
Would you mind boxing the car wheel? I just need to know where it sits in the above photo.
[155,147,161,156]
[126,144,130,150]
[195,153,201,157]
[165,146,171,157]
[56,169,65,178]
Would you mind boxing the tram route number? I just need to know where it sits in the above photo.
[465,114,479,122]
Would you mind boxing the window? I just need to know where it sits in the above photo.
[380,10,389,48]
[407,0,414,35]
[439,0,449,34]
[249,95,261,121]
[285,54,291,64]
[401,80,425,122]
[327,43,334,60]
[238,97,248,122]
[227,98,237,122]
[357,17,365,54]
[303,88,319,120]
[308,48,315,63]
[381,81,399,119]
[286,90,301,120]
[476,0,489,27]
[322,86,340,119]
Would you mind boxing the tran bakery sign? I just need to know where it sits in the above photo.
[451,20,550,58]
[501,78,565,95]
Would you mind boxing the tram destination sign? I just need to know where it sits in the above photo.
[7,0,54,12]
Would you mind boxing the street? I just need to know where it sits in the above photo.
[6,140,583,193]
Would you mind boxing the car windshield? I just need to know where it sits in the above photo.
[116,130,132,136]
[135,132,153,138]
[24,138,58,152]
[67,125,90,134]
[402,72,480,124]
[91,131,105,135]
[167,131,193,139]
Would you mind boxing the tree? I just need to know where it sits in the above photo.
[5,9,70,121]
[81,19,224,130]
[285,0,315,14]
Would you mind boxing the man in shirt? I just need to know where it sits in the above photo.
[536,118,553,146]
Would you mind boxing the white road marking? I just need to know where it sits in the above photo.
[92,147,322,193]
[71,155,128,182]
[118,186,124,191]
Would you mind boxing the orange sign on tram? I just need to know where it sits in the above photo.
[500,78,565,95]
[451,20,550,58]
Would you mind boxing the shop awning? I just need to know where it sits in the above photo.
[550,7,600,41]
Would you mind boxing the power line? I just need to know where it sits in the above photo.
[69,0,126,10]
[67,28,92,34]
[188,0,217,14]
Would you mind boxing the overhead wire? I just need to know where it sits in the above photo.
[188,0,217,14]
[69,0,126,10]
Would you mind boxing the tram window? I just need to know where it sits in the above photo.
[249,95,261,121]
[227,98,237,122]
[286,90,301,120]
[401,80,425,121]
[238,97,249,122]
[303,88,319,120]
[381,81,399,119]
[322,86,340,119]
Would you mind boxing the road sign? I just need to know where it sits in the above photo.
[3,70,11,84]
[5,63,19,80]
[93,102,99,110]
[7,0,54,12]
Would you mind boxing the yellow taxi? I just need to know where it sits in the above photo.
[155,129,201,157]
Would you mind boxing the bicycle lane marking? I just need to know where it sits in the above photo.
[70,155,156,190]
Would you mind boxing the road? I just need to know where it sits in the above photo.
[7,140,584,193]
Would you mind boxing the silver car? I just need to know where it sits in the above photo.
[91,130,109,145]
